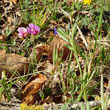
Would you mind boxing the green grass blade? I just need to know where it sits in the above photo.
[40,9,48,26]
[101,74,104,110]
[57,27,70,43]
[33,0,35,23]
[96,8,103,40]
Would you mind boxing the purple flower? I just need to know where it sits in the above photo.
[17,27,28,38]
[54,28,57,35]
[27,24,40,35]
[54,28,65,35]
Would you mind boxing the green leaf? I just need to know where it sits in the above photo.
[96,0,104,5]
[103,4,110,11]
[57,27,70,43]
[0,86,4,99]
[23,11,30,23]
[75,2,82,10]
[81,16,91,26]
[40,9,48,26]
[96,8,103,39]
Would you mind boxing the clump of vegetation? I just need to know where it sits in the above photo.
[0,0,110,110]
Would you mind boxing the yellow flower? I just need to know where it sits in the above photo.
[20,103,28,110]
[20,103,44,110]
[83,0,92,5]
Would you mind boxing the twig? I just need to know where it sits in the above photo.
[0,61,30,65]
[11,70,48,81]
[70,101,101,109]
[77,25,89,49]
[43,101,101,110]
[0,44,18,47]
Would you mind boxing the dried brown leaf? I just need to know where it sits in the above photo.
[30,36,73,63]
[0,49,6,55]
[30,44,50,62]
[9,0,18,4]
[49,36,72,63]
[7,16,13,24]
[38,60,53,73]
[0,53,29,78]
[0,35,7,41]
[22,74,47,105]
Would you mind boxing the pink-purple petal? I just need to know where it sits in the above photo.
[18,33,23,37]
[17,27,27,38]
[29,24,34,28]
[27,24,40,35]
[35,26,40,31]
